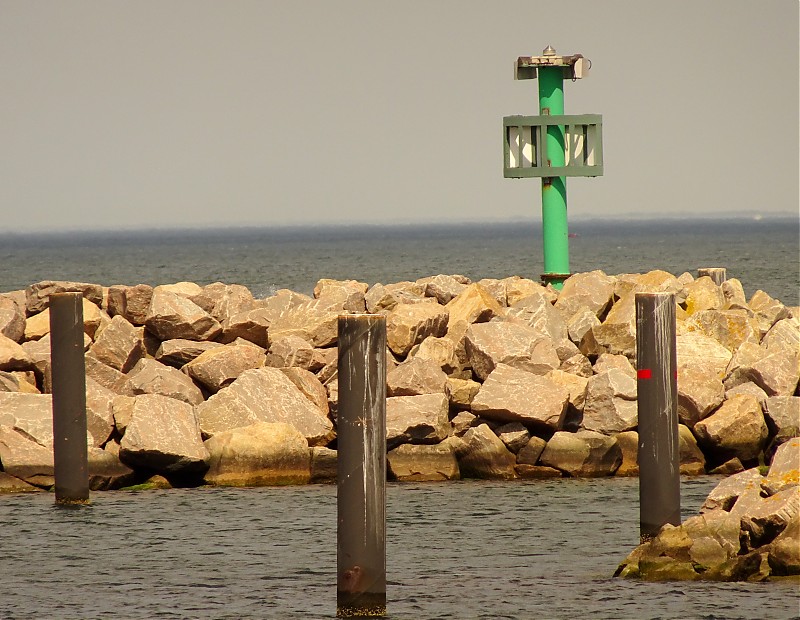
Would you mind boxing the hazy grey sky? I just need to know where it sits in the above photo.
[1,1,797,233]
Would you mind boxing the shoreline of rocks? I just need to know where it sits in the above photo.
[0,270,797,495]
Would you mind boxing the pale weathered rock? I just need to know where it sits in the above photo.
[423,274,467,305]
[590,294,636,358]
[475,278,508,306]
[412,336,460,375]
[119,393,209,474]
[721,278,747,309]
[0,295,25,343]
[679,423,706,475]
[767,517,800,576]
[106,284,154,325]
[676,331,732,377]
[388,442,460,481]
[763,438,800,495]
[594,353,636,378]
[506,293,567,342]
[25,281,104,315]
[196,368,334,446]
[495,422,530,454]
[554,270,616,320]
[310,446,337,483]
[684,309,760,352]
[762,317,800,356]
[183,343,266,393]
[465,322,559,381]
[724,342,799,397]
[749,290,791,337]
[445,283,504,325]
[545,369,589,429]
[740,486,799,550]
[567,306,600,346]
[386,302,449,357]
[694,394,768,464]
[449,411,479,436]
[683,276,725,316]
[219,308,270,348]
[447,378,480,411]
[614,430,639,476]
[0,334,33,372]
[145,288,222,342]
[155,338,224,368]
[0,392,95,448]
[264,334,315,370]
[267,299,339,347]
[0,371,19,392]
[127,358,204,405]
[386,393,449,447]
[85,378,118,447]
[677,365,725,428]
[764,396,800,446]
[516,436,547,466]
[387,357,448,397]
[279,367,329,415]
[84,353,136,396]
[539,430,622,477]
[503,276,556,306]
[471,364,569,431]
[0,471,40,493]
[314,279,368,313]
[0,425,54,487]
[701,467,763,512]
[365,282,425,313]
[454,424,516,480]
[87,446,136,490]
[203,422,311,486]
[200,283,256,324]
[725,382,769,409]
[88,315,146,373]
[581,369,638,434]
[560,352,593,378]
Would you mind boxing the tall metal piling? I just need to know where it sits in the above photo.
[635,292,679,541]
[49,292,89,504]
[697,267,727,285]
[337,314,387,617]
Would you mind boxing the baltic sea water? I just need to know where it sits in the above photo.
[0,218,798,619]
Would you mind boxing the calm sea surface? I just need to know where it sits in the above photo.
[1,478,799,620]
[0,218,798,305]
[1,219,799,619]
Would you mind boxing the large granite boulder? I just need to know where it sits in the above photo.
[144,288,222,342]
[465,321,560,381]
[554,270,615,320]
[683,276,725,315]
[506,293,567,342]
[678,424,706,475]
[453,424,516,480]
[313,279,368,313]
[365,281,425,313]
[447,377,481,411]
[724,343,799,397]
[386,393,449,447]
[676,332,733,377]
[127,358,205,405]
[387,357,448,397]
[388,442,460,481]
[445,283,504,325]
[155,339,224,368]
[0,334,33,372]
[764,396,800,457]
[88,315,146,373]
[614,430,639,476]
[0,295,25,342]
[84,353,136,396]
[219,308,270,348]
[183,342,266,393]
[119,393,209,475]
[589,293,636,358]
[749,290,791,337]
[386,302,449,357]
[264,334,315,370]
[25,281,104,315]
[694,394,768,465]
[581,369,638,434]
[203,422,311,486]
[684,309,760,352]
[495,422,530,454]
[677,365,725,428]
[539,430,622,477]
[106,284,154,325]
[422,274,468,305]
[85,378,118,447]
[266,299,339,347]
[412,336,460,375]
[0,392,93,448]
[0,425,54,487]
[503,276,556,306]
[470,364,569,431]
[763,438,800,495]
[196,367,334,446]
[762,317,800,356]
[198,283,256,324]
[279,367,330,415]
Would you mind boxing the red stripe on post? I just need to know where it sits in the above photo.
[637,368,652,380]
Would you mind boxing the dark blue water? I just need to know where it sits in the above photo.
[0,218,797,305]
[1,478,797,619]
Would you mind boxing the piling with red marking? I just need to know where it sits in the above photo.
[635,292,679,541]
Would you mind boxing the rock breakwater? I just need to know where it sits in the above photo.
[0,270,797,493]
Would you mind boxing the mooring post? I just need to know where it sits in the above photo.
[636,292,680,541]
[697,267,727,285]
[49,292,89,504]
[337,314,387,617]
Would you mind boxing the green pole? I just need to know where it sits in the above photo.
[538,65,569,289]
